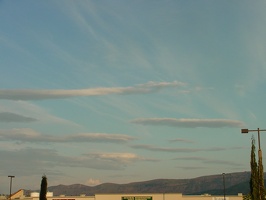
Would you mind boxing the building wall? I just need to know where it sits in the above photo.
[95,193,183,200]
[49,196,95,200]
[94,193,243,200]
[11,190,24,199]
[12,190,244,200]
[181,195,242,200]
[23,196,95,200]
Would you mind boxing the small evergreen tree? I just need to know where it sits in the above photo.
[40,175,47,200]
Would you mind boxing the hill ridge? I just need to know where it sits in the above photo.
[27,172,257,196]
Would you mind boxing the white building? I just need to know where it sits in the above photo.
[7,190,244,200]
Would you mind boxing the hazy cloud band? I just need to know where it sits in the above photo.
[131,118,245,128]
[0,128,135,143]
[0,81,185,101]
[0,112,37,123]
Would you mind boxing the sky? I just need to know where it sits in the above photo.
[1,0,266,193]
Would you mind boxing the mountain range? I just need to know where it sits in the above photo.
[27,172,266,196]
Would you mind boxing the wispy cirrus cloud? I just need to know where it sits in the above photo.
[168,138,195,143]
[0,81,185,101]
[131,118,245,128]
[84,152,158,163]
[131,144,244,153]
[0,148,154,176]
[174,156,241,166]
[0,101,81,127]
[0,112,37,123]
[131,144,220,153]
[176,166,206,170]
[0,128,135,143]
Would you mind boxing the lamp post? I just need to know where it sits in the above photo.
[241,128,266,158]
[8,175,15,200]
[222,173,226,200]
[241,128,266,200]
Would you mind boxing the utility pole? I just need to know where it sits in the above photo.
[222,173,226,200]
[8,175,15,200]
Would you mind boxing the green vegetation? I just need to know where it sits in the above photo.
[243,136,265,200]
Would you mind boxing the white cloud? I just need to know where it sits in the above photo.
[85,178,101,186]
[131,118,245,128]
[0,81,185,101]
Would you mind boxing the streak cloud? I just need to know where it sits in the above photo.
[0,81,185,100]
[131,118,245,128]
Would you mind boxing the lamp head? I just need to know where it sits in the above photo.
[241,129,249,134]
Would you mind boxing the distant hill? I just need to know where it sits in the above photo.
[27,172,266,196]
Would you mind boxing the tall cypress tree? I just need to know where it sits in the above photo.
[250,136,259,200]
[40,175,47,200]
[258,148,265,200]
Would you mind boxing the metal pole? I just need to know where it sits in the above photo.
[258,128,261,200]
[8,175,15,200]
[258,128,262,156]
[222,173,226,200]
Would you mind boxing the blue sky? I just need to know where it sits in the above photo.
[1,0,266,193]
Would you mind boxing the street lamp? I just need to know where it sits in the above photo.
[241,128,266,200]
[8,175,15,200]
[222,173,226,200]
[241,128,266,162]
